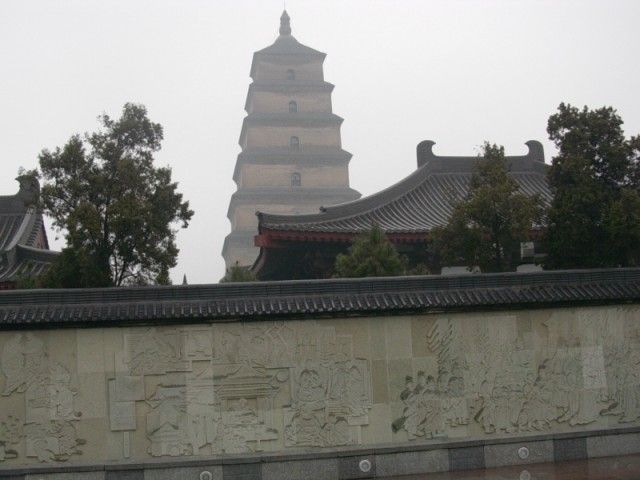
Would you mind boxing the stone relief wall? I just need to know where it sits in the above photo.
[0,305,639,467]
[0,333,85,463]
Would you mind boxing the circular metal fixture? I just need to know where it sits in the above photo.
[358,459,372,473]
[520,469,531,480]
[517,446,530,459]
[200,471,213,480]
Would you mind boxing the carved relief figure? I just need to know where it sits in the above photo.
[0,416,22,461]
[1,333,47,396]
[392,372,446,439]
[216,323,296,367]
[127,329,188,375]
[285,359,371,447]
[146,385,207,457]
[393,311,637,440]
[0,334,85,463]
[602,342,640,423]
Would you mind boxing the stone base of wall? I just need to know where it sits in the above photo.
[3,427,640,480]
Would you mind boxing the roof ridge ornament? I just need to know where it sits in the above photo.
[279,10,291,36]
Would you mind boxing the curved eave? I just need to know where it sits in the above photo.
[1,208,41,252]
[258,173,550,234]
[227,187,361,219]
[255,230,429,247]
[0,245,59,283]
[257,141,550,230]
[222,230,257,259]
[257,159,444,227]
[250,39,326,78]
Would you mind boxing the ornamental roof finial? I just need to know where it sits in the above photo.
[279,10,291,36]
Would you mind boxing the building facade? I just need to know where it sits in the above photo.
[254,140,551,280]
[223,11,360,268]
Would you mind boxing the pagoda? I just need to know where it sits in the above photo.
[222,11,360,268]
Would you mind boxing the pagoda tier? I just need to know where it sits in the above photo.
[223,11,360,268]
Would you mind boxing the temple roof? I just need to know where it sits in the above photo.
[257,140,552,236]
[0,176,57,284]
[0,267,638,328]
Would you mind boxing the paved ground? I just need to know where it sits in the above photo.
[379,453,640,479]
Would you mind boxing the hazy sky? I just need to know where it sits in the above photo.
[2,0,639,284]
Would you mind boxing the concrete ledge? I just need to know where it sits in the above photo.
[105,470,144,480]
[375,449,448,477]
[484,439,553,467]
[587,432,640,458]
[338,455,375,479]
[449,446,484,471]
[554,437,587,462]
[24,474,105,480]
[222,462,261,480]
[262,458,338,480]
[143,465,223,480]
[5,427,640,479]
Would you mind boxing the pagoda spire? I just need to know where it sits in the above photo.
[279,10,291,36]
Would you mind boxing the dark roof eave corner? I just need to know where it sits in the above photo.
[221,234,230,258]
[16,244,60,263]
[40,214,50,250]
[524,140,545,163]
[256,210,267,234]
[232,160,241,185]
[416,140,436,168]
[250,245,268,279]
[238,117,248,148]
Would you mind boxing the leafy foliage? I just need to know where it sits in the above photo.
[38,103,193,286]
[40,248,112,288]
[334,225,406,278]
[430,143,544,272]
[221,262,257,283]
[545,104,640,268]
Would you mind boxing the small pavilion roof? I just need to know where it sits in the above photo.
[257,140,552,237]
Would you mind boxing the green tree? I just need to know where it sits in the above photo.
[39,247,112,288]
[221,262,257,283]
[430,143,544,272]
[334,225,406,278]
[545,103,640,268]
[38,103,193,287]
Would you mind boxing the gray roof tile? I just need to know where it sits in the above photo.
[0,268,638,328]
[258,141,552,235]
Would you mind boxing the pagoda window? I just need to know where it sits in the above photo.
[290,136,300,150]
[289,101,298,113]
[286,69,295,80]
[291,172,301,187]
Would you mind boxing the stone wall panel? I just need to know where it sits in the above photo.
[1,306,640,468]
